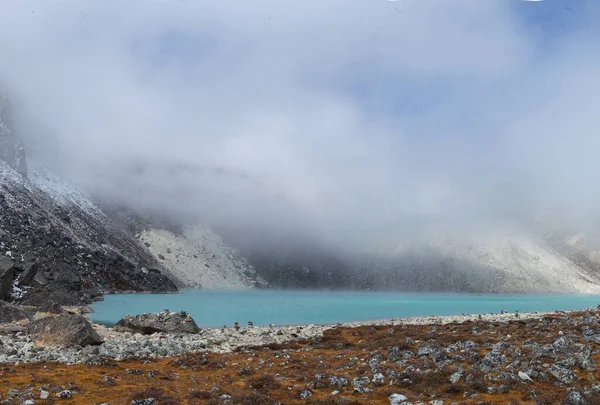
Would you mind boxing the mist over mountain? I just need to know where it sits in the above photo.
[2,0,600,293]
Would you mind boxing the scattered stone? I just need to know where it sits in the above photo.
[563,391,588,405]
[352,376,372,393]
[131,400,156,405]
[518,371,533,382]
[550,364,576,386]
[300,389,312,399]
[56,390,72,399]
[388,346,402,362]
[373,372,385,386]
[449,372,463,384]
[39,390,49,400]
[389,393,408,405]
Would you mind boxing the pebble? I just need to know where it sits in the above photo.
[390,393,409,405]
[300,389,312,399]
[57,390,72,399]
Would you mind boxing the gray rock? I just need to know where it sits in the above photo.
[115,311,200,334]
[553,336,573,352]
[449,372,462,384]
[388,346,402,362]
[0,256,14,301]
[39,391,49,400]
[352,376,372,393]
[417,342,446,362]
[18,262,38,286]
[389,393,408,405]
[29,315,103,347]
[0,300,28,324]
[563,391,588,405]
[373,372,385,386]
[300,390,312,400]
[550,364,575,385]
[474,350,505,372]
[57,390,72,399]
[131,400,156,405]
[497,372,519,383]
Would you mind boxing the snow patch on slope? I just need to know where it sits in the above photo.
[28,163,105,221]
[0,159,27,188]
[139,224,263,289]
[428,225,600,293]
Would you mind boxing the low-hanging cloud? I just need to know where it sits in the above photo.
[1,0,600,253]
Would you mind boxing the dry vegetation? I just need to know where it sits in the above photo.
[3,312,600,404]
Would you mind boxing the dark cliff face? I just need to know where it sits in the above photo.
[0,91,27,177]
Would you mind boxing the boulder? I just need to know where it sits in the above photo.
[33,301,66,321]
[115,310,200,334]
[0,256,15,301]
[18,262,39,286]
[0,300,29,325]
[28,314,103,347]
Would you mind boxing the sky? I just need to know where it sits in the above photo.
[0,0,599,251]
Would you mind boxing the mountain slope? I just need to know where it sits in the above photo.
[0,160,178,305]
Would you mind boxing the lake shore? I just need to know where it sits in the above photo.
[3,307,600,404]
[0,307,587,365]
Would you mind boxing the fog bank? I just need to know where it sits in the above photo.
[1,0,599,254]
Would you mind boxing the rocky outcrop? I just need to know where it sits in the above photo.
[0,300,28,325]
[0,256,14,301]
[28,314,102,347]
[115,310,200,335]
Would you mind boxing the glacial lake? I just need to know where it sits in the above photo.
[88,289,600,328]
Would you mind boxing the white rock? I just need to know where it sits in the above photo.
[518,371,533,382]
[390,393,409,405]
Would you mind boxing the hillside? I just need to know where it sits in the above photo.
[0,160,178,305]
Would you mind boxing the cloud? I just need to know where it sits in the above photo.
[1,0,599,251]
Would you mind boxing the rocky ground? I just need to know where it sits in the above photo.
[4,308,600,404]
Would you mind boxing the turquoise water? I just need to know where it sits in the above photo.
[88,290,600,328]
